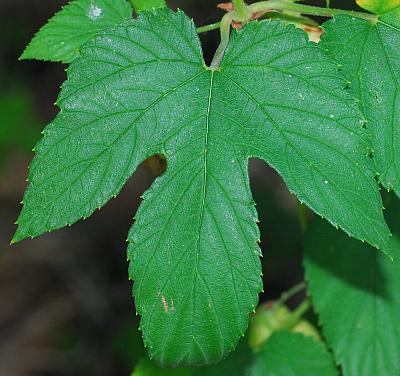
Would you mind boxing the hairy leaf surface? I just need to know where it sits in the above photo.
[321,10,400,197]
[304,214,400,376]
[14,8,391,365]
[20,0,132,63]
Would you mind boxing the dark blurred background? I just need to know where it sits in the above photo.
[0,0,362,375]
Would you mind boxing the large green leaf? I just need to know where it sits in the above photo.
[20,0,132,63]
[304,214,400,376]
[321,10,400,198]
[14,8,391,365]
[247,331,338,376]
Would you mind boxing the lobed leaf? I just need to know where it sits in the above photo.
[304,212,400,376]
[20,0,132,63]
[14,8,392,365]
[220,19,391,255]
[321,10,400,199]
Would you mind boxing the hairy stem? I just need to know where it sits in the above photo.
[197,21,221,34]
[206,0,376,69]
[248,1,377,22]
[232,0,252,21]
[210,13,233,69]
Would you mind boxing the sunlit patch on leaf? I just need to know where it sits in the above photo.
[356,0,400,14]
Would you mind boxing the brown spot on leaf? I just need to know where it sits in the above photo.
[161,295,168,313]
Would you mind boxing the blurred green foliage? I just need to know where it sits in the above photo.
[0,88,39,167]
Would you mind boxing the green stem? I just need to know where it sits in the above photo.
[277,281,306,305]
[290,299,311,324]
[210,13,233,69]
[248,1,377,22]
[298,203,308,232]
[206,0,376,69]
[196,22,221,34]
[283,299,312,330]
[232,0,251,21]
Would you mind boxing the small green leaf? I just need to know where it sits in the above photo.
[321,11,400,198]
[132,340,252,375]
[14,8,392,366]
[355,0,400,14]
[132,333,336,376]
[132,357,191,376]
[131,0,166,13]
[197,340,253,376]
[20,0,132,63]
[304,213,400,376]
[247,331,338,376]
